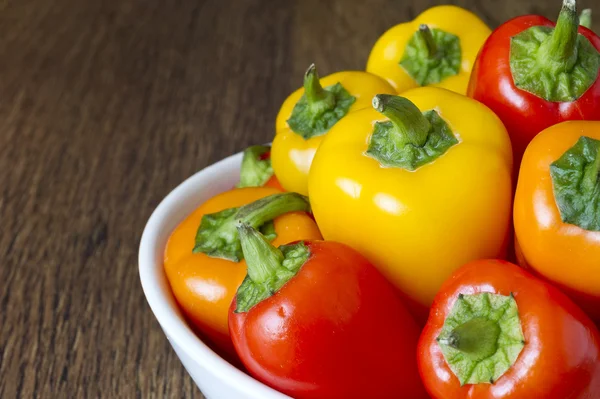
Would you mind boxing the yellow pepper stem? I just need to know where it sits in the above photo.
[372,94,430,147]
[417,24,438,59]
[303,64,336,113]
[287,64,356,139]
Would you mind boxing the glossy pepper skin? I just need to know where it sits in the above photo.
[468,0,600,166]
[229,228,427,399]
[163,187,321,356]
[418,259,600,399]
[514,121,600,321]
[366,5,491,94]
[271,65,395,195]
[308,88,512,315]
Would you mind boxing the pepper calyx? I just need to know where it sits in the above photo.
[437,292,525,386]
[550,136,600,231]
[399,24,462,86]
[192,193,311,261]
[286,64,356,140]
[510,0,600,102]
[234,224,310,313]
[579,9,592,29]
[366,94,458,171]
[237,145,274,188]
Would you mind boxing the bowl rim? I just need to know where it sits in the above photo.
[138,151,289,399]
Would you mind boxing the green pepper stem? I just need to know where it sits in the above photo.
[417,24,438,58]
[538,0,580,74]
[237,224,284,283]
[192,192,311,261]
[372,94,431,147]
[436,292,525,385]
[580,9,592,29]
[582,142,600,193]
[234,226,310,313]
[236,193,310,228]
[303,64,336,113]
[438,317,501,361]
[237,145,272,188]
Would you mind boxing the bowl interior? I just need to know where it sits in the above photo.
[138,151,289,399]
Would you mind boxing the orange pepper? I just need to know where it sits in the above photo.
[164,187,322,357]
[514,121,600,321]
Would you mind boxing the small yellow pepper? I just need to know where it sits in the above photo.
[271,64,395,195]
[308,88,512,316]
[366,6,491,94]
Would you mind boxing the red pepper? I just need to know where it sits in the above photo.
[418,259,600,399]
[468,0,600,166]
[228,225,427,399]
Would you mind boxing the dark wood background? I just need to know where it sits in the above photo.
[0,0,596,397]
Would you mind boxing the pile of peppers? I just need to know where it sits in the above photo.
[162,1,600,398]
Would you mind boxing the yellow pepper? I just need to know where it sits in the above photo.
[271,64,395,195]
[308,88,512,317]
[366,6,491,94]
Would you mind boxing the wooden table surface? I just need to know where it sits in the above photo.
[1,0,597,397]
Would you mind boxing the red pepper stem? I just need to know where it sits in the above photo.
[582,143,600,193]
[437,293,525,385]
[238,224,284,283]
[580,9,592,29]
[372,94,430,147]
[438,318,501,360]
[417,24,438,59]
[303,64,336,111]
[539,0,580,73]
[237,145,273,188]
[234,225,310,313]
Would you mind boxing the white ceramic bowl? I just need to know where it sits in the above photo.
[138,151,290,399]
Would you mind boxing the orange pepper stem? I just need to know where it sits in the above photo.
[234,193,310,232]
[417,24,438,59]
[538,0,579,74]
[193,192,311,261]
[372,94,430,147]
[582,143,600,193]
[303,64,336,112]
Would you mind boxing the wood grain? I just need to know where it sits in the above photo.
[0,0,597,397]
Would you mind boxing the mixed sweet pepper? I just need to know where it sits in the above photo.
[163,1,600,397]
